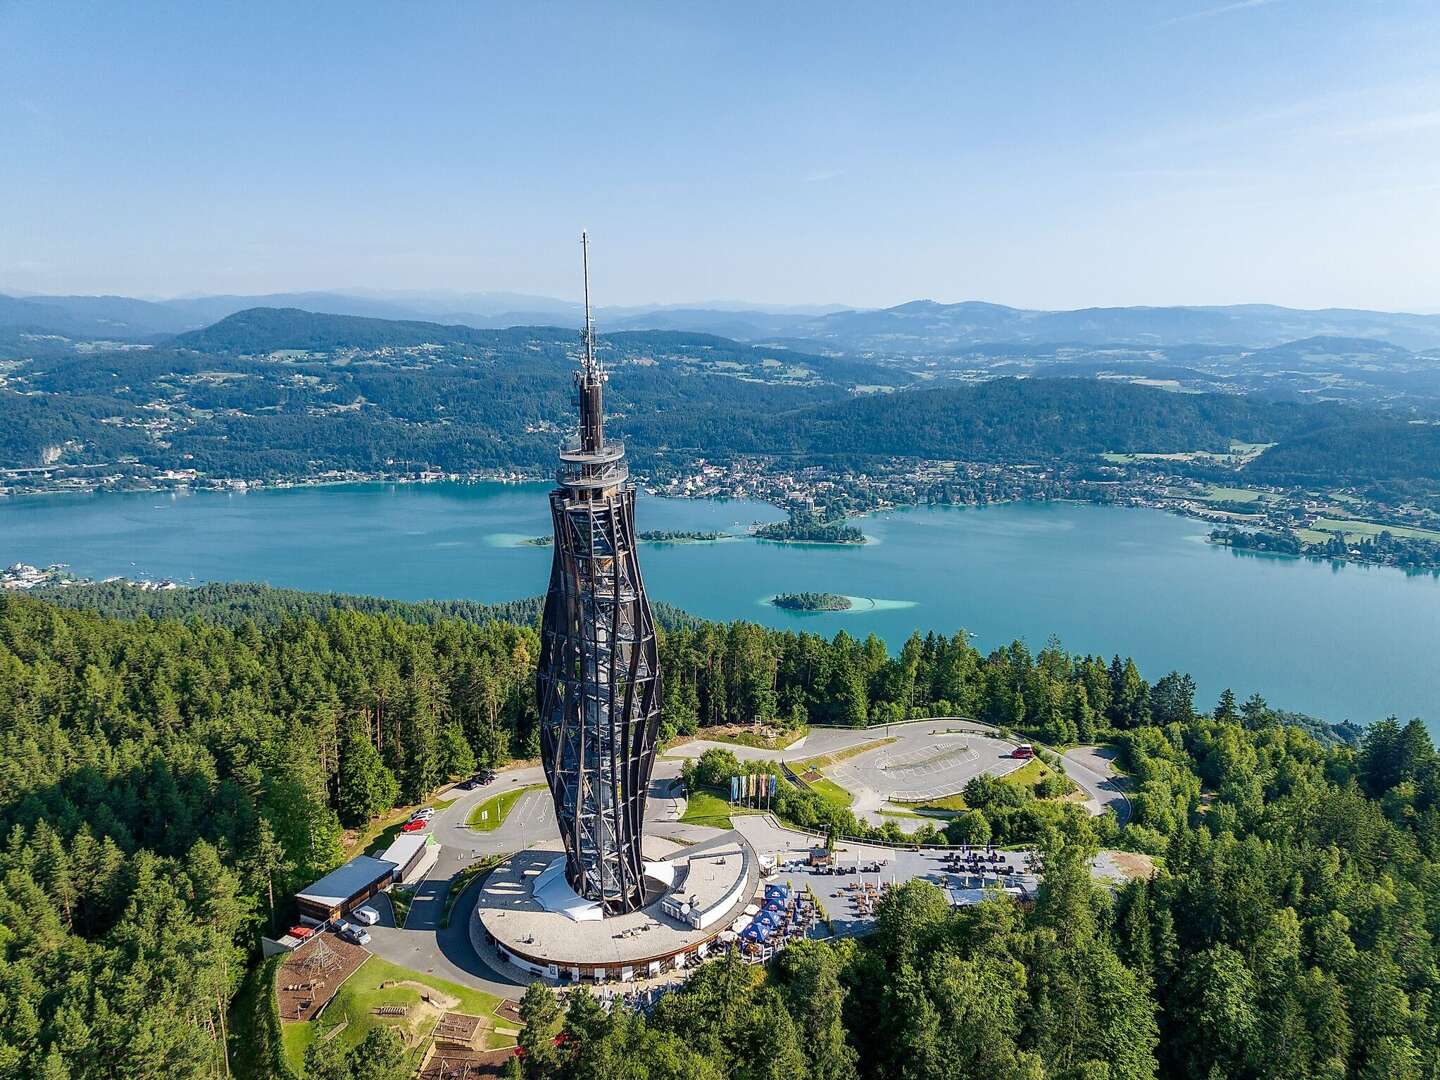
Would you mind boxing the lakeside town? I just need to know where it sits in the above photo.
[6,450,1439,572]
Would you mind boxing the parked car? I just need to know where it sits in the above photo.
[458,775,482,790]
[337,920,371,946]
[288,925,315,939]
[351,905,380,926]
[410,807,435,822]
[401,818,427,833]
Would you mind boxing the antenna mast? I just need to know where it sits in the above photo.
[581,230,597,377]
[575,231,606,453]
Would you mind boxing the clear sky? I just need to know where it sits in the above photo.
[2,1,1439,310]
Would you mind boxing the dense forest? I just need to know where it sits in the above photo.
[511,706,1440,1079]
[0,577,1423,1077]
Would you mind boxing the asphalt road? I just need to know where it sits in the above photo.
[351,721,1133,998]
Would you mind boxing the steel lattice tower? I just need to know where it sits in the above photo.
[536,233,662,914]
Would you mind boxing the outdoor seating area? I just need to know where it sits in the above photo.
[837,879,892,918]
[723,883,818,963]
[939,844,1039,884]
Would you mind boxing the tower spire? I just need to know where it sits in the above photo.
[581,230,597,377]
[575,231,606,454]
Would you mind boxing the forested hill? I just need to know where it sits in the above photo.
[171,307,575,354]
[0,585,1434,1076]
[5,305,1439,495]
[627,377,1319,461]
[28,579,703,633]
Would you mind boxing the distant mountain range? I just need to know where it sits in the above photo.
[6,290,1440,351]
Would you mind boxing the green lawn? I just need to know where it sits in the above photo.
[679,790,736,829]
[282,956,509,1074]
[1201,485,1271,503]
[891,756,1071,814]
[466,784,545,831]
[701,727,809,751]
[898,792,968,813]
[1309,517,1440,542]
[438,855,504,928]
[807,776,853,810]
[280,1021,320,1073]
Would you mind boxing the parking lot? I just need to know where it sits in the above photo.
[833,730,1026,803]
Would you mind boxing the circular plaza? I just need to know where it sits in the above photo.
[474,832,760,983]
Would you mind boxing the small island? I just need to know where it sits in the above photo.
[638,529,727,543]
[771,591,853,611]
[755,508,866,545]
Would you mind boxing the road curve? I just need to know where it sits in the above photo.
[1061,744,1132,826]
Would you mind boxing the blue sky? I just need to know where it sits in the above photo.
[2,1,1438,309]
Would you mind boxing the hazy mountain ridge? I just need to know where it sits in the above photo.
[7,290,1440,350]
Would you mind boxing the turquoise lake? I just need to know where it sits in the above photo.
[4,482,1437,730]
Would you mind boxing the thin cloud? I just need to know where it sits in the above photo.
[1163,0,1280,25]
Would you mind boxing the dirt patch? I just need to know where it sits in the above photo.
[1105,850,1157,881]
[381,979,462,1012]
[493,999,523,1026]
[433,1012,484,1049]
[418,1045,517,1080]
[275,933,369,1023]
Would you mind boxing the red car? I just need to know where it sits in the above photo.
[288,925,315,939]
[401,818,428,833]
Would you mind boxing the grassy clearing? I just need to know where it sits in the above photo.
[892,757,1072,814]
[1310,517,1440,542]
[1201,485,1272,503]
[282,956,508,1074]
[679,790,736,829]
[796,737,897,773]
[898,792,969,813]
[390,887,415,927]
[466,784,545,831]
[280,1020,319,1074]
[701,726,809,751]
[806,776,854,809]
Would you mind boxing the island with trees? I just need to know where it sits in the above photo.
[771,593,846,610]
[755,508,867,544]
[638,529,728,543]
[771,591,853,611]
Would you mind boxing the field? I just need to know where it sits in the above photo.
[698,725,810,751]
[466,784,545,830]
[281,956,511,1074]
[679,789,737,829]
[1308,517,1440,542]
[1200,485,1274,504]
[803,774,854,810]
[1102,442,1273,467]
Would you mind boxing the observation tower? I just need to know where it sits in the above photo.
[535,233,662,915]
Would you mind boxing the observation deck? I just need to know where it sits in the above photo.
[556,436,629,491]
